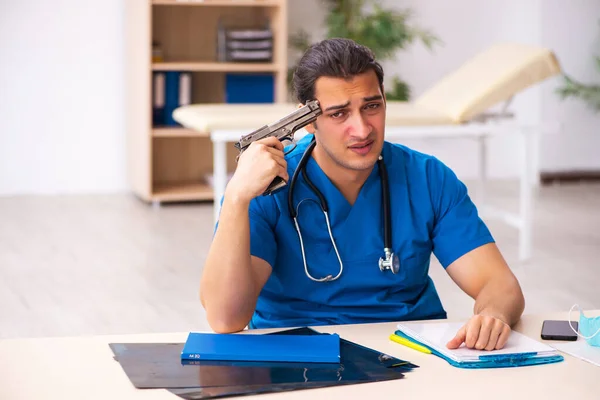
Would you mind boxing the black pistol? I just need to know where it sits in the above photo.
[234,100,322,195]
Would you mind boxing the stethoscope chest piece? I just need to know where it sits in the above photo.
[379,248,400,274]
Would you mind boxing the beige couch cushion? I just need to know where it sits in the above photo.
[173,103,300,133]
[384,101,454,125]
[415,43,561,123]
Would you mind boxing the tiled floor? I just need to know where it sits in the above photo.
[1,181,598,339]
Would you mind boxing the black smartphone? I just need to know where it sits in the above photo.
[541,320,579,341]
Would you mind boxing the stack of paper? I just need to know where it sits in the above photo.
[396,322,564,368]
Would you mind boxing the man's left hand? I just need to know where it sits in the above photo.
[446,314,511,351]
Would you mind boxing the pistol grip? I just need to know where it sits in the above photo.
[262,176,287,196]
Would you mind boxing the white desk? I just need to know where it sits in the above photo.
[1,311,597,400]
[210,122,538,262]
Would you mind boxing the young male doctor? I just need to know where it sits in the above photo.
[201,38,525,351]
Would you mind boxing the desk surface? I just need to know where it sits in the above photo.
[1,311,597,400]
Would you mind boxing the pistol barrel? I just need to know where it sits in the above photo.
[234,100,322,151]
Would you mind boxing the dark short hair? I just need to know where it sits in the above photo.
[292,38,385,104]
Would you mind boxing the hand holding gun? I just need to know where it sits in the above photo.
[233,100,322,196]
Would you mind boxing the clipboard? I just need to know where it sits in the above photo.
[396,322,564,369]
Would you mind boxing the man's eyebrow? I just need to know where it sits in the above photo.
[323,95,383,112]
[324,101,350,112]
[363,95,383,102]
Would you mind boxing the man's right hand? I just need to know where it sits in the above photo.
[226,137,289,203]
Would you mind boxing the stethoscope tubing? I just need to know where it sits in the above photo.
[378,154,391,251]
[288,137,392,252]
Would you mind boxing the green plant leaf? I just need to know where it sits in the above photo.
[289,30,311,51]
[288,0,442,102]
[556,74,600,112]
[320,0,441,61]
[385,76,411,101]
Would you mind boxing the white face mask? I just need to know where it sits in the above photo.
[569,304,600,347]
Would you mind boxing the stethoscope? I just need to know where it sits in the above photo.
[287,137,399,282]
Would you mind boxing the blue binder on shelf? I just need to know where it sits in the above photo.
[181,332,341,364]
[225,73,274,103]
[158,71,192,127]
[152,71,165,126]
[395,322,564,369]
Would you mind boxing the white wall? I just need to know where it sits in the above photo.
[0,0,598,195]
[540,0,600,173]
[0,0,126,196]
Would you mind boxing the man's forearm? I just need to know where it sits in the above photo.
[200,194,259,332]
[473,276,525,326]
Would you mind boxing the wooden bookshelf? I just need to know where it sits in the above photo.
[152,182,214,202]
[124,0,288,203]
[152,127,209,137]
[152,61,282,72]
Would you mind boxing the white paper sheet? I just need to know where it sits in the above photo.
[551,340,600,367]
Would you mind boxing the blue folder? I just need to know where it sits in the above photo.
[181,332,340,363]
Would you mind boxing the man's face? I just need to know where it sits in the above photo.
[310,69,386,173]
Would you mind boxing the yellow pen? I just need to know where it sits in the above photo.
[389,334,432,354]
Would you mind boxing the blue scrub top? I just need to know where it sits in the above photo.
[242,134,494,329]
